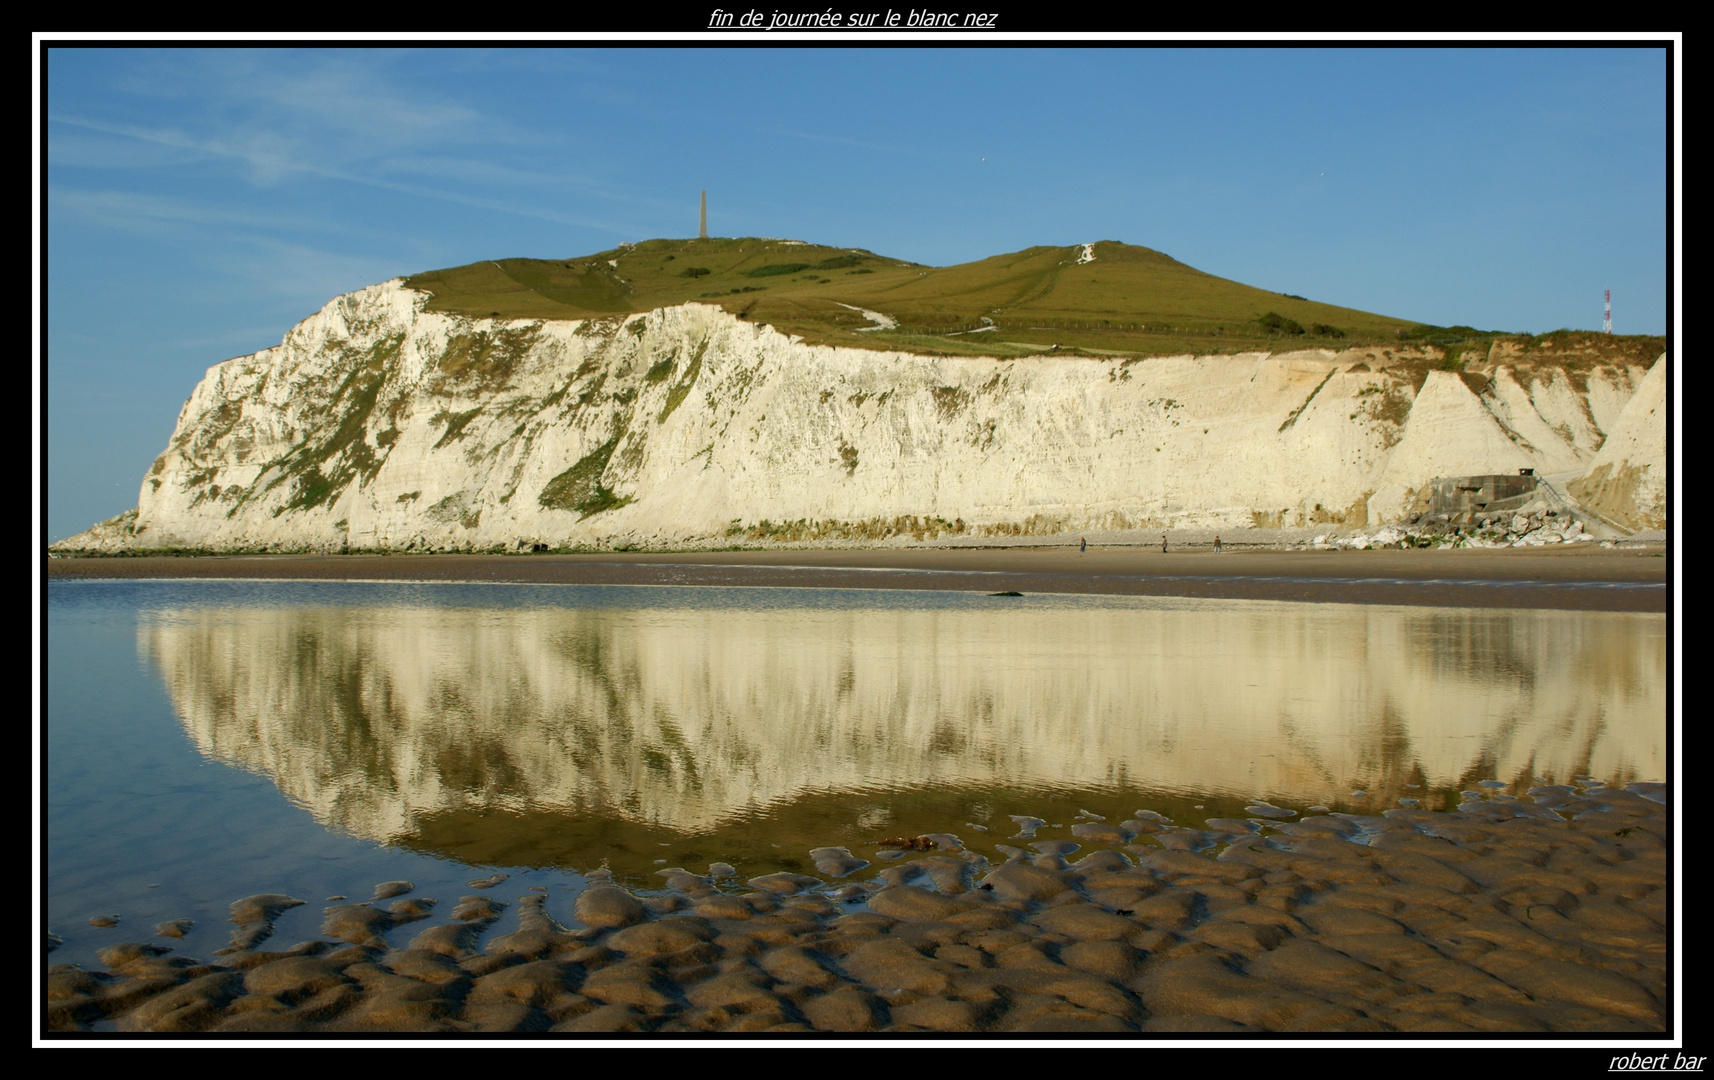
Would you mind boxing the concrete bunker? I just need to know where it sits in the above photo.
[1427,472,1537,516]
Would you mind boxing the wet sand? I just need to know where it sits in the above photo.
[45,545,1673,1036]
[45,781,1668,1035]
[47,544,1668,612]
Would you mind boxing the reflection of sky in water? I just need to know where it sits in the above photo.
[122,581,1665,860]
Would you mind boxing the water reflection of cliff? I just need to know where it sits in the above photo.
[142,598,1665,848]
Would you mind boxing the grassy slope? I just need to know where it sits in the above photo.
[405,238,1664,364]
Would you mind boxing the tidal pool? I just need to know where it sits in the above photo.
[45,578,1666,974]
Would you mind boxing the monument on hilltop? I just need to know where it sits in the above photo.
[699,190,707,239]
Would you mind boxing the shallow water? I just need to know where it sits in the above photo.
[45,579,1665,972]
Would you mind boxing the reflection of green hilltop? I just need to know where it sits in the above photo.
[398,782,1269,885]
[406,239,1666,365]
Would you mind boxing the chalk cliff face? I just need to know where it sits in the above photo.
[59,280,1664,551]
[1567,356,1668,532]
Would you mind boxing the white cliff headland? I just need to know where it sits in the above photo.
[55,279,1666,554]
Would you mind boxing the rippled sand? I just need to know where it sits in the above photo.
[46,781,1667,1035]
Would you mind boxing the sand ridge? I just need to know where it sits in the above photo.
[46,545,1668,613]
[45,780,1668,1035]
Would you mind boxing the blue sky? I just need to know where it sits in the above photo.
[42,45,1673,541]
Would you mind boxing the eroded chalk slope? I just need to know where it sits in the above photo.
[57,281,1661,552]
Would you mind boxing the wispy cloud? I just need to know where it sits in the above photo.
[46,50,734,242]
[374,154,592,190]
[51,113,322,186]
[769,128,921,158]
[50,186,363,236]
[116,51,496,151]
[243,63,484,141]
[211,233,409,303]
[47,129,204,170]
[50,113,639,235]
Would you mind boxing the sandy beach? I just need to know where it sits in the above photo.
[44,543,1672,1036]
[46,543,1668,613]
[46,780,1668,1034]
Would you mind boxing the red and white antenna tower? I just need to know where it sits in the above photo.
[1604,290,1612,334]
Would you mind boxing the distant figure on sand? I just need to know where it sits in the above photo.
[1161,534,1168,553]
[1079,537,1086,554]
[1214,535,1221,554]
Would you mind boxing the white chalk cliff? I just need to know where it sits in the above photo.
[58,280,1667,551]
[1567,355,1668,531]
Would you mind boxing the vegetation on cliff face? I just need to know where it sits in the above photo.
[271,333,405,514]
[538,435,631,519]
[432,325,543,392]
[656,338,707,425]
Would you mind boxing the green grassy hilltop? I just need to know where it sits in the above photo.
[405,238,1663,364]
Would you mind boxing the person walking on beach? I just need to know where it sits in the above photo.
[1079,536,1086,554]
[1214,535,1221,554]
[1161,533,1168,553]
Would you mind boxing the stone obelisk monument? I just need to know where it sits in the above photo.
[699,190,708,238]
